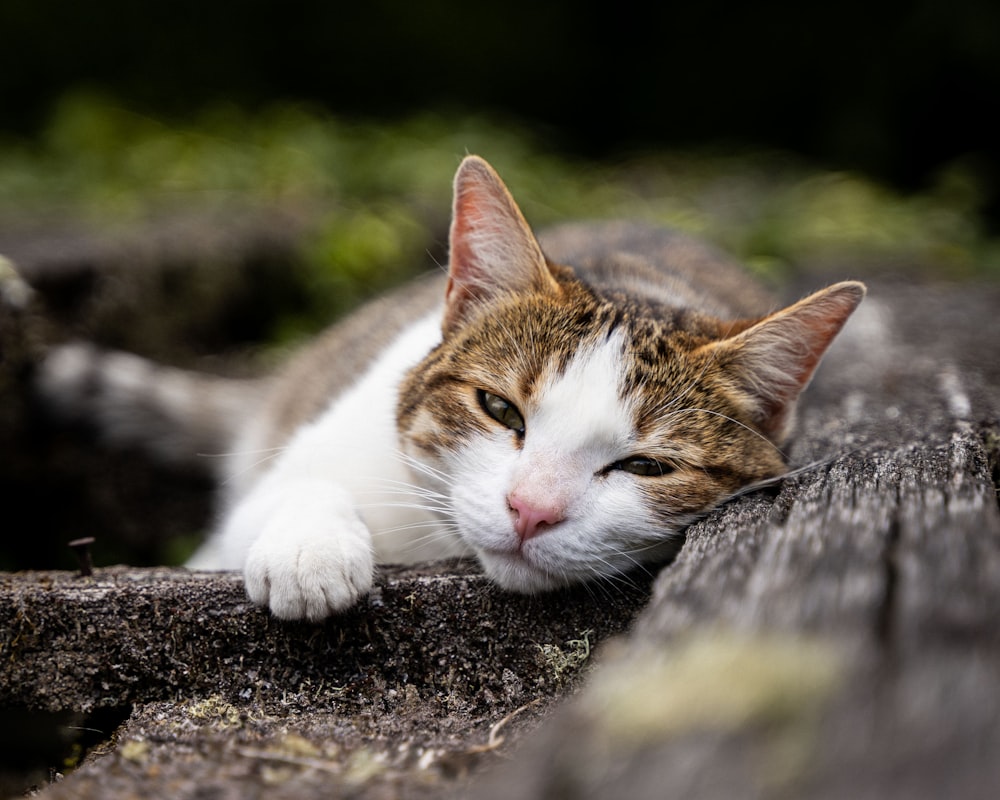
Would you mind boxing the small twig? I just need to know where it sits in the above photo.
[459,698,545,756]
[488,698,543,748]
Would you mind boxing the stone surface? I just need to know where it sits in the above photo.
[1,563,648,798]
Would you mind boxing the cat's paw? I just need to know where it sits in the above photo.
[211,477,375,621]
[244,521,375,621]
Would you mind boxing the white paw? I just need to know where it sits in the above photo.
[222,480,376,621]
[244,520,375,621]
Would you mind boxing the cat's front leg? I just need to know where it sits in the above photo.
[222,479,375,621]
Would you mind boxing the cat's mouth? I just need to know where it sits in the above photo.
[476,546,568,593]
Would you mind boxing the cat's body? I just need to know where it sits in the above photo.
[40,156,864,621]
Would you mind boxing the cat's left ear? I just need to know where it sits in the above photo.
[703,281,866,443]
[442,155,560,334]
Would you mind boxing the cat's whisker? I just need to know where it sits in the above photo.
[616,540,682,572]
[575,575,609,604]
[657,405,790,461]
[373,524,467,555]
[390,450,458,489]
[347,465,455,501]
[727,448,863,499]
[214,447,288,487]
[196,446,286,459]
[355,500,456,518]
[600,546,655,577]
[391,451,450,480]
[579,561,644,601]
[658,346,723,413]
[352,484,451,504]
[400,529,465,550]
[373,520,461,538]
[594,569,645,597]
[555,548,646,597]
[588,557,638,586]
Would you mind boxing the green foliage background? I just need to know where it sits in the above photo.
[3,93,998,341]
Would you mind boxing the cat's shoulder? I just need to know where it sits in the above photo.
[255,271,444,448]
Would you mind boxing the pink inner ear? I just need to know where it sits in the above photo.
[442,156,557,333]
[443,195,476,313]
[711,281,865,441]
[448,190,500,286]
[443,182,506,329]
[776,309,847,392]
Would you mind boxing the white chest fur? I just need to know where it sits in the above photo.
[191,310,472,577]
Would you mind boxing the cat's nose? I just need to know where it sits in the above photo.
[508,493,565,541]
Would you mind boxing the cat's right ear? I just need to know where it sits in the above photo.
[701,281,866,443]
[442,156,560,334]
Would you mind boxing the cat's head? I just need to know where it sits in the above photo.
[398,156,864,593]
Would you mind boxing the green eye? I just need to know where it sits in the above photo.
[478,390,525,435]
[612,457,675,476]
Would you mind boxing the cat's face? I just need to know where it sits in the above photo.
[398,285,786,592]
[397,155,862,593]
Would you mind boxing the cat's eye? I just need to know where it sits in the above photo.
[477,390,525,435]
[611,456,675,477]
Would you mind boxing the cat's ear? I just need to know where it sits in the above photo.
[442,155,560,334]
[703,281,866,442]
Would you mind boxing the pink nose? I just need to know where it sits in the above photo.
[509,493,565,541]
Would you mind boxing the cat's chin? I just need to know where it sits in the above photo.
[475,549,571,594]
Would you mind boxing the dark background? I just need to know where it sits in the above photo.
[2,0,999,225]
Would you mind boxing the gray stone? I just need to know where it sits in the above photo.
[1,564,647,798]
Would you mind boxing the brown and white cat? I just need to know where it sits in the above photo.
[40,156,864,621]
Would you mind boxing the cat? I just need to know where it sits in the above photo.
[39,155,865,621]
